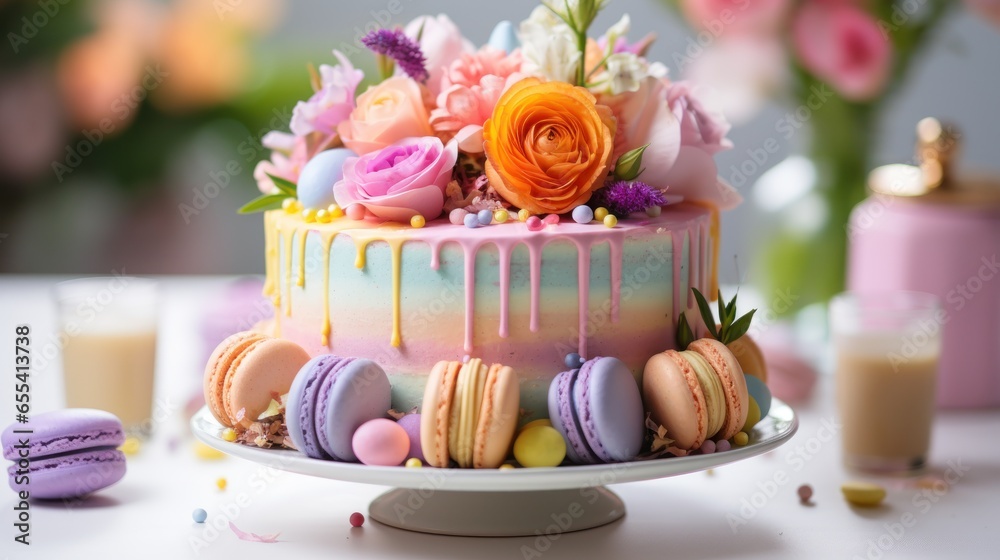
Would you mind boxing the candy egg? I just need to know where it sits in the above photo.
[488,20,518,53]
[349,512,365,527]
[405,458,422,468]
[518,209,531,222]
[410,215,426,228]
[352,419,410,466]
[395,413,425,462]
[192,508,208,523]
[572,205,594,224]
[564,352,585,369]
[841,482,886,507]
[699,439,716,454]
[221,428,237,442]
[741,396,761,432]
[296,148,356,209]
[798,484,813,504]
[494,209,509,223]
[744,374,772,419]
[526,216,544,231]
[594,207,609,222]
[517,418,553,435]
[603,215,618,228]
[543,214,560,225]
[716,439,731,452]
[477,209,493,226]
[733,431,749,446]
[464,213,480,229]
[449,208,469,225]
[346,204,366,220]
[513,425,566,468]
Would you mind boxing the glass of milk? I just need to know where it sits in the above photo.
[55,277,159,435]
[830,291,943,473]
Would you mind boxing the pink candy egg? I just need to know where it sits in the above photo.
[346,204,367,221]
[526,216,544,231]
[352,419,410,466]
[542,214,560,225]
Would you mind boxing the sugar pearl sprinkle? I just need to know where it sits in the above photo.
[526,216,544,231]
[798,484,813,504]
[410,215,426,228]
[216,477,227,491]
[221,428,237,442]
[192,509,207,523]
[464,213,480,229]
[572,205,594,224]
[405,458,422,468]
[477,209,493,226]
[494,209,509,223]
[350,512,365,527]
[594,207,609,222]
[449,208,469,225]
[564,353,585,369]
[518,209,531,222]
[603,215,618,228]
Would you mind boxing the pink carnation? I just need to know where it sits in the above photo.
[442,47,524,90]
[430,73,523,154]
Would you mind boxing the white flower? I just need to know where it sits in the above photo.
[603,14,630,48]
[590,52,667,95]
[518,6,581,83]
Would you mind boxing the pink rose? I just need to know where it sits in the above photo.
[430,73,524,154]
[667,81,733,155]
[404,14,474,97]
[333,137,458,221]
[598,76,681,182]
[290,50,363,138]
[441,47,524,90]
[337,76,435,155]
[253,132,309,194]
[681,0,791,34]
[792,1,891,101]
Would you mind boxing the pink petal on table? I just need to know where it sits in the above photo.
[229,521,282,543]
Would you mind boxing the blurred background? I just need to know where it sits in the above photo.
[1,0,998,312]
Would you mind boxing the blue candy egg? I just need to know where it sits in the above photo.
[464,213,480,229]
[477,209,493,226]
[296,148,356,210]
[744,374,772,419]
[488,20,519,54]
[572,205,594,224]
[192,508,207,523]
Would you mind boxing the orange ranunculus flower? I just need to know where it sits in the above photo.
[483,78,616,214]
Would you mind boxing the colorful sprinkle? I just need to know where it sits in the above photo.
[350,512,365,527]
[699,439,716,454]
[193,508,208,523]
[494,209,509,223]
[603,214,618,228]
[120,436,141,456]
[216,477,227,491]
[646,205,662,217]
[328,203,344,218]
[405,458,422,468]
[316,209,332,223]
[410,215,426,228]
[518,208,531,222]
[572,205,594,224]
[564,352,584,369]
[526,216,544,231]
[464,213,480,229]
[302,208,318,223]
[715,439,731,452]
[593,207,609,222]
[221,428,237,442]
[449,208,469,225]
[282,198,302,214]
[477,209,493,226]
[798,484,813,504]
[841,482,886,507]
[733,432,749,447]
[542,214,560,225]
[346,204,366,220]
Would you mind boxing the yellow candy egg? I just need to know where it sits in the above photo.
[494,209,509,224]
[405,457,422,468]
[216,477,227,491]
[841,482,887,507]
[741,396,761,433]
[517,209,531,222]
[518,419,553,435]
[120,436,141,456]
[221,428,237,442]
[603,214,618,228]
[282,198,301,214]
[328,204,344,218]
[499,464,515,471]
[594,207,609,222]
[316,209,332,223]
[410,215,426,228]
[733,431,749,447]
[513,425,566,468]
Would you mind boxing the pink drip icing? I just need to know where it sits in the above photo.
[528,243,542,333]
[671,230,684,322]
[689,225,701,309]
[572,239,592,358]
[700,222,709,295]
[498,244,511,338]
[459,239,478,353]
[428,239,441,270]
[609,234,623,323]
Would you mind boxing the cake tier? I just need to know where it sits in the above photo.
[263,203,717,419]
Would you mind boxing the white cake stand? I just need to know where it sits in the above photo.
[191,400,797,537]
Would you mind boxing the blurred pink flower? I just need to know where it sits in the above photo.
[683,35,787,123]
[597,77,680,185]
[792,1,891,101]
[442,47,524,90]
[404,14,475,97]
[253,132,308,194]
[667,81,733,155]
[965,0,1000,27]
[430,73,523,154]
[290,51,363,138]
[680,0,791,34]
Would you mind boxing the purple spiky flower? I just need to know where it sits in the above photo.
[590,180,666,217]
[361,29,429,83]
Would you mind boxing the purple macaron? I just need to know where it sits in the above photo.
[547,357,644,464]
[286,355,391,462]
[2,409,126,500]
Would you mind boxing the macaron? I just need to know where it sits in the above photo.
[2,409,126,500]
[420,358,519,469]
[286,355,391,461]
[547,357,644,464]
[204,332,310,430]
[643,339,749,451]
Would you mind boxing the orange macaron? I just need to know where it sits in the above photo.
[643,339,748,451]
[204,332,310,429]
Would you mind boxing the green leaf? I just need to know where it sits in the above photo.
[266,174,297,197]
[691,288,718,339]
[725,292,739,324]
[238,193,288,214]
[725,309,757,343]
[717,289,728,339]
[675,312,695,350]
[614,144,648,181]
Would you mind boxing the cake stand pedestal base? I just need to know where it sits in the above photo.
[368,487,625,537]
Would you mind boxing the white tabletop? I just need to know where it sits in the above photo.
[1,276,997,559]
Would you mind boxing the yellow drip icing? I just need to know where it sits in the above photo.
[689,201,721,298]
[297,227,308,288]
[282,225,296,317]
[388,238,404,348]
[354,238,369,269]
[320,232,336,347]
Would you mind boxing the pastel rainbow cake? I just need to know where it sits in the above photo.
[241,2,742,422]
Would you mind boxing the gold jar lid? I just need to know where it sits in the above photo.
[868,118,1000,207]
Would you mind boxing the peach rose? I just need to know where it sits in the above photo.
[337,76,435,155]
[483,78,616,214]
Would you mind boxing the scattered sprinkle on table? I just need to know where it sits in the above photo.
[350,512,365,527]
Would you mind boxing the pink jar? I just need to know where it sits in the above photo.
[847,119,1000,408]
